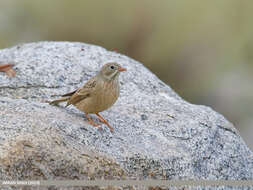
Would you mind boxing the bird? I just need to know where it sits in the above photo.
[49,62,127,133]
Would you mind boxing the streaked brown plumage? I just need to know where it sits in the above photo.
[49,62,126,133]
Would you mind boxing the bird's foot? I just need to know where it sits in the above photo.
[88,120,101,127]
[96,113,114,133]
[85,113,101,130]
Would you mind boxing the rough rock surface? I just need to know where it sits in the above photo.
[0,42,253,190]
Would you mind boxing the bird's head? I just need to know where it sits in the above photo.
[99,62,126,80]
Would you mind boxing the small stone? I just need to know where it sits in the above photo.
[141,114,148,120]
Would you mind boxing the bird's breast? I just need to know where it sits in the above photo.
[96,80,120,111]
[76,80,120,113]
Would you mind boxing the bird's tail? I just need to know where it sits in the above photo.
[48,97,70,106]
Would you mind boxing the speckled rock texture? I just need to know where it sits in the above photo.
[0,42,253,190]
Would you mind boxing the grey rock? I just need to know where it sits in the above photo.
[0,42,253,190]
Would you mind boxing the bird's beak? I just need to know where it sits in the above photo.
[118,67,127,72]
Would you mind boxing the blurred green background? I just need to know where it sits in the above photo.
[0,0,252,149]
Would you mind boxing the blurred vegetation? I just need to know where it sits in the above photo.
[0,0,253,148]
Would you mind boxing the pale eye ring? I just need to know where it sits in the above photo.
[110,65,115,69]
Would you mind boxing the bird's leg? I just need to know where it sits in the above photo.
[96,113,114,133]
[85,113,100,128]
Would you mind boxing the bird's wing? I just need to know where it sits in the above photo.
[62,90,77,97]
[66,77,97,106]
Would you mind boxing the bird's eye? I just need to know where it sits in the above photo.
[110,66,115,69]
